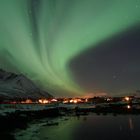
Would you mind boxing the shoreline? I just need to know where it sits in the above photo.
[0,108,60,140]
[1,103,140,139]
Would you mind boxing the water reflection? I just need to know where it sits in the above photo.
[36,114,140,140]
[128,117,134,131]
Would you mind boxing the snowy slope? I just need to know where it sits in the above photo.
[0,69,52,100]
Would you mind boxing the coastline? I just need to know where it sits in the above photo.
[0,108,60,140]
[1,103,140,139]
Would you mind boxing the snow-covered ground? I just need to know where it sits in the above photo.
[15,119,48,140]
[14,117,63,140]
[0,104,57,116]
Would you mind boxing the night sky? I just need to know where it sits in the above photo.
[0,0,140,97]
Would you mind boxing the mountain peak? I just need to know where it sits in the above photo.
[0,69,53,100]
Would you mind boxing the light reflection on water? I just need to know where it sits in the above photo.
[128,117,134,131]
[37,114,140,140]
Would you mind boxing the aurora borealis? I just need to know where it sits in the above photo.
[0,0,140,97]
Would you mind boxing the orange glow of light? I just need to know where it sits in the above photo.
[38,99,43,103]
[38,99,49,104]
[77,99,82,102]
[70,99,74,103]
[21,101,25,104]
[125,97,130,101]
[25,99,32,103]
[21,99,32,104]
[85,98,88,102]
[51,99,57,102]
[42,99,49,104]
[73,100,78,104]
[63,100,68,103]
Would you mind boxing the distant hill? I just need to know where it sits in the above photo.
[0,69,53,101]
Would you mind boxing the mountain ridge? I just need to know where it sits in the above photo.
[0,69,53,100]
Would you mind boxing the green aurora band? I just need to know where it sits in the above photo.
[0,0,140,96]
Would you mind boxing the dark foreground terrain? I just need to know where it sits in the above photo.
[0,108,59,140]
[1,104,140,140]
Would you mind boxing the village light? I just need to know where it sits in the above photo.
[51,99,57,102]
[38,99,49,104]
[73,100,78,104]
[85,98,88,102]
[42,99,49,104]
[63,100,68,103]
[25,99,32,103]
[38,99,43,103]
[127,105,131,109]
[70,99,74,103]
[125,97,130,101]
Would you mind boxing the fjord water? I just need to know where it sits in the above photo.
[37,114,140,140]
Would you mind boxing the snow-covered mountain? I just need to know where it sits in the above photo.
[0,69,53,100]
